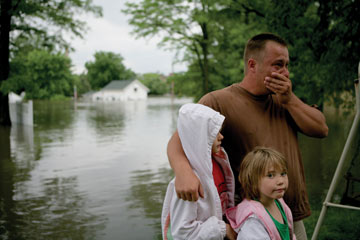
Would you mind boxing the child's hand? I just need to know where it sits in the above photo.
[225,223,237,240]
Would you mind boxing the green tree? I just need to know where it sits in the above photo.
[124,0,360,109]
[2,50,74,99]
[265,0,360,109]
[139,73,169,95]
[0,0,102,125]
[85,51,136,90]
[124,0,269,99]
[73,73,91,96]
[210,0,268,88]
[167,72,198,97]
[123,0,226,97]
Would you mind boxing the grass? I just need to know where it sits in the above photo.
[304,200,360,239]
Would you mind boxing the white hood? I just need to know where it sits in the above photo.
[161,103,234,240]
[177,103,225,180]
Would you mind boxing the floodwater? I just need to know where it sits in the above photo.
[0,97,358,239]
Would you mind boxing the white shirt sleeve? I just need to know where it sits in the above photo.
[237,214,271,240]
[170,195,226,240]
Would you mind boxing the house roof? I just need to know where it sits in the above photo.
[102,80,134,90]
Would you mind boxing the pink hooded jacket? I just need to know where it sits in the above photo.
[226,198,296,240]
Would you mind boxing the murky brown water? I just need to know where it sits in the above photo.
[0,97,358,239]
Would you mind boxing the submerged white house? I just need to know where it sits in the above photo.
[91,80,149,101]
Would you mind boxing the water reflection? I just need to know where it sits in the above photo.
[126,166,174,239]
[34,101,75,131]
[300,107,360,206]
[33,101,77,161]
[86,102,127,138]
[0,124,106,240]
[1,97,358,239]
[11,176,106,240]
[0,97,192,240]
[0,126,13,238]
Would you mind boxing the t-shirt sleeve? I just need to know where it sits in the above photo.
[198,91,227,133]
[198,92,220,112]
[237,215,271,240]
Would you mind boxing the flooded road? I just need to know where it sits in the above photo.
[0,97,358,239]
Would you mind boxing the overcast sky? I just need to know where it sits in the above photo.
[66,0,187,75]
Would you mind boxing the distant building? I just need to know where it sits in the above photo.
[91,80,149,101]
[8,92,33,126]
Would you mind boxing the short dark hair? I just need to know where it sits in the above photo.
[244,33,287,73]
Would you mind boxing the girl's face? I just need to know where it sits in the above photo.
[258,165,288,204]
[212,132,224,154]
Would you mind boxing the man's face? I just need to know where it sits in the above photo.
[256,41,290,94]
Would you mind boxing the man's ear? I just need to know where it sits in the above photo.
[247,58,257,73]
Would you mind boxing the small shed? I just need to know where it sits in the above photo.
[92,80,149,101]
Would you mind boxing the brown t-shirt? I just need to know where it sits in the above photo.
[199,83,311,221]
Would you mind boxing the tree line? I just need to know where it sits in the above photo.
[0,0,169,126]
[123,0,360,106]
[0,0,101,125]
[1,49,170,98]
[1,0,359,126]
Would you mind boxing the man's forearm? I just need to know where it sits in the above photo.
[284,93,328,138]
[167,130,203,201]
[167,131,192,175]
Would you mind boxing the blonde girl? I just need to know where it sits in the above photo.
[226,147,296,240]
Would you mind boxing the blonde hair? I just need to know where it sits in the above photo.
[238,146,287,200]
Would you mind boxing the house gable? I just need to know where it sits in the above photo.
[102,80,133,90]
[92,80,149,101]
[123,80,149,93]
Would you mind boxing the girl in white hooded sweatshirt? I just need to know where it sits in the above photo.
[161,103,236,240]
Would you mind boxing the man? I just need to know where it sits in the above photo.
[167,33,328,239]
